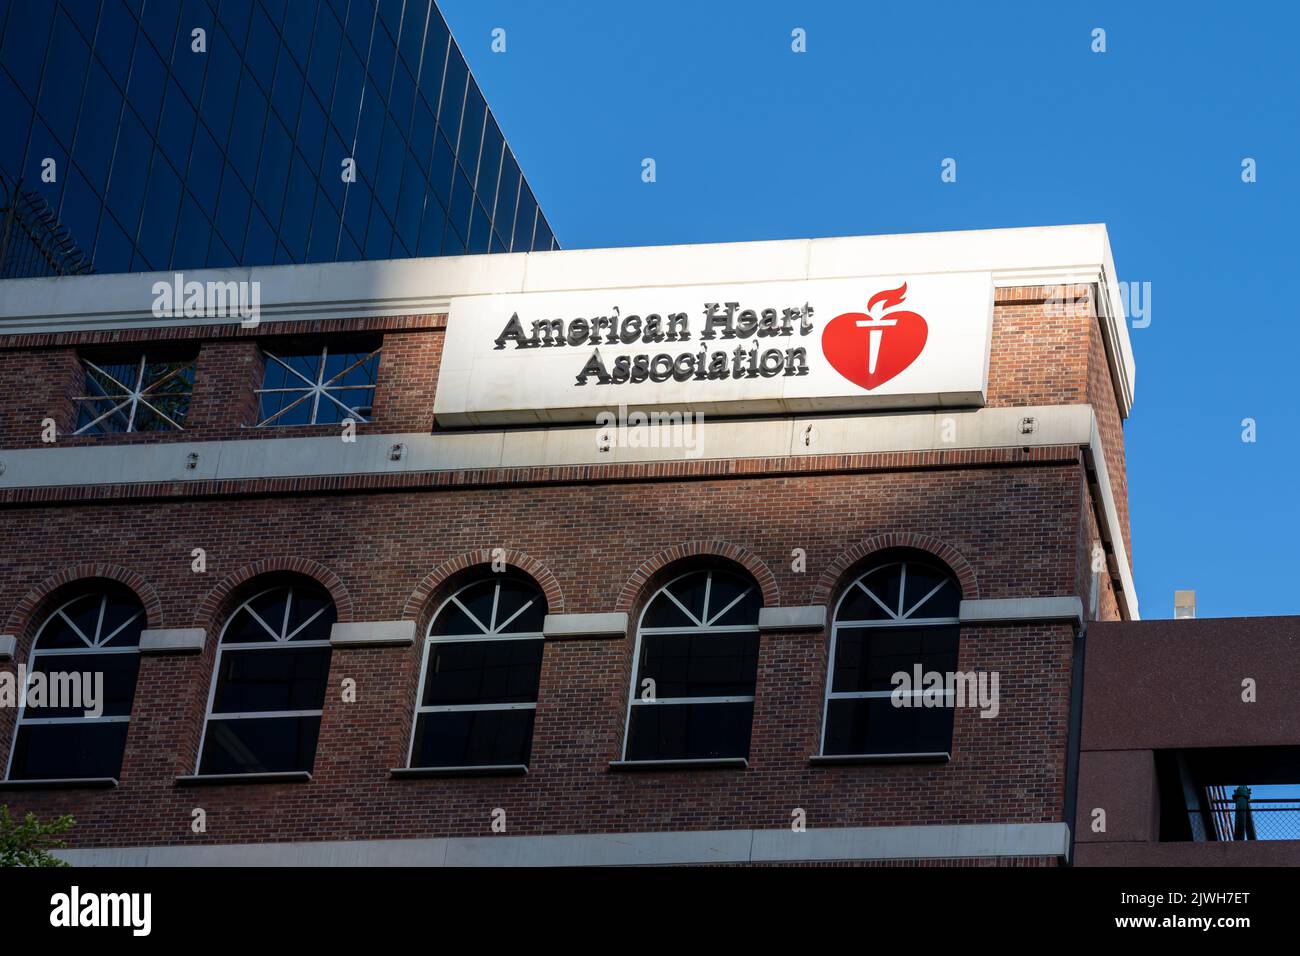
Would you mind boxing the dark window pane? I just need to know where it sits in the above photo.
[397,0,425,73]
[0,0,53,100]
[271,50,305,128]
[40,12,90,148]
[638,632,758,698]
[199,27,240,143]
[140,0,179,58]
[478,115,503,209]
[157,79,197,174]
[138,152,182,269]
[417,14,447,104]
[214,164,250,256]
[255,115,292,223]
[831,625,959,694]
[24,653,140,719]
[171,0,213,103]
[823,697,954,757]
[494,152,519,243]
[837,578,895,622]
[187,122,223,209]
[229,78,268,186]
[245,2,277,92]
[532,217,554,253]
[93,210,134,273]
[10,722,130,780]
[306,5,341,106]
[902,567,960,618]
[512,181,536,252]
[458,78,485,178]
[428,130,454,207]
[467,200,489,255]
[705,572,759,626]
[281,0,316,67]
[126,37,166,132]
[832,624,956,691]
[331,46,364,137]
[626,701,753,761]
[199,714,321,774]
[437,44,465,143]
[416,196,444,256]
[422,639,543,706]
[172,195,212,269]
[211,646,332,713]
[410,708,533,768]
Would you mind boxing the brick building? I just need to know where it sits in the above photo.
[0,223,1139,865]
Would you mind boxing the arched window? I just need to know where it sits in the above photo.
[623,568,761,763]
[408,575,546,770]
[198,580,336,776]
[820,554,961,759]
[5,587,145,782]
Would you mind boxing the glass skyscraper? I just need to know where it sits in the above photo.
[0,0,556,278]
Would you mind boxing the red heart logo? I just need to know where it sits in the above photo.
[821,284,928,390]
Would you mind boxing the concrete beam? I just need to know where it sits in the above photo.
[959,596,1084,628]
[139,628,206,654]
[757,605,826,632]
[542,612,628,639]
[329,620,416,647]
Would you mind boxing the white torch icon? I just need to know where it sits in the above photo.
[854,310,898,375]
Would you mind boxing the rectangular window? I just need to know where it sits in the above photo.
[72,350,196,435]
[255,338,381,426]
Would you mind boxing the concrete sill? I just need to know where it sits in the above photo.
[0,777,118,790]
[391,765,528,779]
[809,752,950,766]
[175,771,312,786]
[609,758,748,772]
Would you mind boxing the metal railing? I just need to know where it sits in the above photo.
[1210,787,1300,841]
[0,172,94,280]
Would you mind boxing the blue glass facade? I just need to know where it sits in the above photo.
[0,0,557,278]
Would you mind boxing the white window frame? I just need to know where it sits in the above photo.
[255,343,381,426]
[4,591,144,780]
[196,584,334,775]
[819,559,960,757]
[72,354,194,434]
[406,577,545,769]
[621,569,760,760]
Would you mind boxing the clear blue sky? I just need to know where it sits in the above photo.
[441,0,1299,620]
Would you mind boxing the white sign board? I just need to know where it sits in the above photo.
[434,272,994,426]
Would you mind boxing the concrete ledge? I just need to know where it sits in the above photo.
[175,771,312,786]
[959,596,1083,628]
[810,752,950,765]
[392,765,527,779]
[542,612,628,640]
[0,634,14,660]
[0,777,118,790]
[139,627,206,654]
[757,605,826,632]
[609,758,748,771]
[54,821,1071,866]
[330,620,416,647]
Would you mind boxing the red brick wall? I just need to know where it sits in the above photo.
[0,465,1082,848]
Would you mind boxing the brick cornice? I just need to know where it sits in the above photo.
[0,446,1082,507]
[0,313,445,351]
